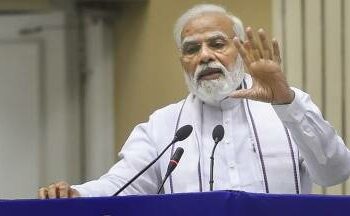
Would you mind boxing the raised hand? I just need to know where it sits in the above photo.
[231,27,294,104]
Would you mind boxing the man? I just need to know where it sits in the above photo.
[39,4,350,198]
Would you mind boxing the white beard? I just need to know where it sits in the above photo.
[184,55,245,106]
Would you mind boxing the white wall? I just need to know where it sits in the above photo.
[273,0,350,195]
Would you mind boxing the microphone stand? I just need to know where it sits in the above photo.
[209,137,220,191]
[113,140,176,196]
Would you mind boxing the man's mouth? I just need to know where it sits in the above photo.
[197,68,223,81]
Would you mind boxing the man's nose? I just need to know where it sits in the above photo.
[199,45,215,64]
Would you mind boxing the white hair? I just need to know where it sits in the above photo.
[174,4,245,49]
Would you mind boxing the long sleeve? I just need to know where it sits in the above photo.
[273,87,350,186]
[72,121,162,197]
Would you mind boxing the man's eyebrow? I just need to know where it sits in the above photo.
[206,31,229,38]
[182,36,198,46]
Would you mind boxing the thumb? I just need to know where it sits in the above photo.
[229,89,253,99]
[69,188,81,198]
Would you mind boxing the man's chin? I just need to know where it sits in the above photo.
[195,90,231,106]
[198,95,224,106]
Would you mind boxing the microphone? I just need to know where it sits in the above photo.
[113,125,193,196]
[171,125,193,143]
[209,125,225,191]
[157,147,184,194]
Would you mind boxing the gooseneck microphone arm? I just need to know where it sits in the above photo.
[113,125,192,196]
[157,147,184,194]
[209,140,219,191]
[209,125,225,191]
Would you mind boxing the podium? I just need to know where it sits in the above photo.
[0,190,349,216]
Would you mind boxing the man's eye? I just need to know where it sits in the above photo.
[210,41,226,49]
[183,44,201,55]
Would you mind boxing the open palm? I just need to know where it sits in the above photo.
[231,27,294,105]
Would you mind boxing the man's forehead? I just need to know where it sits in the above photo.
[181,12,234,42]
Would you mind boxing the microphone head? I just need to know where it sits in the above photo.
[212,125,224,143]
[173,125,193,142]
[166,147,184,175]
[171,147,184,162]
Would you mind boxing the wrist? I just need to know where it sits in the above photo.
[272,88,295,105]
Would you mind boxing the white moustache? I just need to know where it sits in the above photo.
[194,63,226,83]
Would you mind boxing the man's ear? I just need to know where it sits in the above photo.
[179,56,185,69]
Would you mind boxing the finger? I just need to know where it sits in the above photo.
[272,38,282,64]
[57,181,69,198]
[258,29,272,60]
[231,88,272,102]
[233,37,252,68]
[48,184,58,199]
[243,41,254,64]
[246,27,262,61]
[38,187,48,199]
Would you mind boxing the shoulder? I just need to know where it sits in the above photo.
[130,97,188,149]
[149,98,186,122]
[121,97,188,152]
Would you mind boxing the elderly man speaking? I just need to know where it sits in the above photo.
[39,4,350,198]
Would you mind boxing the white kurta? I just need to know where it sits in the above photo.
[73,77,350,197]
